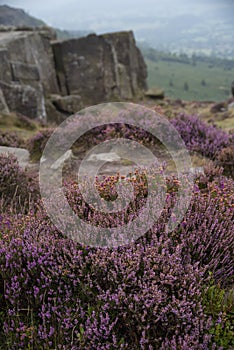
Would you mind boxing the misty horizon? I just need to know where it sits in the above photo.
[1,0,234,57]
[1,0,233,32]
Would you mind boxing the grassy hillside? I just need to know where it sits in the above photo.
[144,50,234,102]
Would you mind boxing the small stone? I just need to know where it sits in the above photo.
[145,88,165,99]
[51,94,83,114]
[0,146,29,169]
[87,152,121,162]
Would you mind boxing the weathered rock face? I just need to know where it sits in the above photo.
[52,34,118,103]
[52,31,147,104]
[0,87,9,113]
[0,24,147,122]
[0,81,38,118]
[0,48,11,82]
[102,31,147,99]
[0,27,59,118]
[45,94,84,124]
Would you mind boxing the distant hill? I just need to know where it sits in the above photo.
[0,5,46,27]
[0,5,92,39]
[55,29,93,40]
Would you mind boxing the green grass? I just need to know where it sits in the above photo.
[0,112,39,141]
[146,58,234,102]
[215,117,234,131]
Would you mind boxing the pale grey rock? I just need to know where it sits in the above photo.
[45,98,66,124]
[0,29,58,94]
[87,152,121,162]
[0,146,30,169]
[0,28,147,122]
[102,31,147,98]
[0,27,59,119]
[52,34,117,102]
[52,31,147,104]
[0,81,38,118]
[189,166,204,175]
[50,94,83,114]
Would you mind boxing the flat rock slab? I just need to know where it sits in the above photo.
[0,146,30,169]
[42,149,205,179]
[86,152,121,163]
[145,88,165,99]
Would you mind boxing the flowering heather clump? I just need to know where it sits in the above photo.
[71,123,160,157]
[0,153,27,198]
[64,170,149,231]
[0,211,213,349]
[171,172,234,287]
[0,153,39,212]
[0,130,24,148]
[171,114,232,159]
[216,145,234,178]
[0,110,233,348]
[0,166,233,349]
[70,115,232,163]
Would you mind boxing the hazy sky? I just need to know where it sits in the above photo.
[1,0,233,32]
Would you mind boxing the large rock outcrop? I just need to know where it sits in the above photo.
[52,31,147,104]
[0,26,59,119]
[0,22,147,122]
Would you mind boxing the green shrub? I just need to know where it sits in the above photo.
[202,274,234,349]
